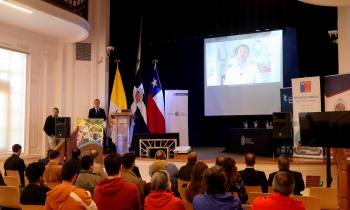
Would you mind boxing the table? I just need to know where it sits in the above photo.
[225,128,274,157]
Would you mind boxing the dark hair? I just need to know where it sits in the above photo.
[26,162,45,183]
[71,147,81,159]
[278,156,290,171]
[187,152,197,164]
[46,149,53,158]
[204,166,227,194]
[49,150,60,160]
[155,150,166,160]
[12,144,22,153]
[61,160,80,181]
[215,155,226,167]
[53,107,59,112]
[222,157,239,186]
[104,154,122,176]
[81,155,94,170]
[185,162,208,202]
[273,171,295,196]
[245,153,256,166]
[122,153,135,170]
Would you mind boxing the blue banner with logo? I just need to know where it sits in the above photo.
[280,87,293,112]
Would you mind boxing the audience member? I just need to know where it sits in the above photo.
[4,144,26,186]
[215,155,226,167]
[144,170,185,210]
[38,149,53,166]
[90,150,107,179]
[185,162,208,202]
[75,155,101,194]
[222,157,248,204]
[94,154,140,210]
[20,162,50,205]
[121,153,145,199]
[44,150,62,183]
[193,166,243,210]
[66,147,81,172]
[0,170,5,186]
[239,152,268,193]
[45,160,97,210]
[178,152,198,181]
[252,171,305,210]
[267,156,305,195]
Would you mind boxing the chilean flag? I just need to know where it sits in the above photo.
[147,63,165,133]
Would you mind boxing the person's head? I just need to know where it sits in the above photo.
[46,149,53,158]
[272,171,295,196]
[215,155,226,167]
[235,44,250,65]
[94,99,100,108]
[245,152,256,167]
[204,166,227,194]
[104,153,122,176]
[122,153,136,170]
[52,108,59,117]
[151,170,171,191]
[155,150,166,160]
[222,157,237,176]
[61,160,81,183]
[49,150,60,161]
[12,144,22,155]
[187,152,197,165]
[81,155,94,171]
[278,156,290,171]
[90,150,98,159]
[26,162,45,184]
[190,162,209,185]
[71,147,81,160]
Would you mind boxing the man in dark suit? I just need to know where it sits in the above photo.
[4,144,26,186]
[267,156,305,195]
[239,152,268,193]
[88,99,107,120]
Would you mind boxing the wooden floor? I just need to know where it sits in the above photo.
[136,147,338,194]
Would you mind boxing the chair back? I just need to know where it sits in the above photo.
[247,192,271,205]
[4,176,20,188]
[183,200,194,210]
[305,176,321,187]
[245,185,262,193]
[292,195,320,210]
[178,179,190,200]
[245,204,252,210]
[21,205,45,210]
[309,187,338,210]
[5,170,20,184]
[0,186,21,208]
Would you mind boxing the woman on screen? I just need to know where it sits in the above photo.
[224,44,261,85]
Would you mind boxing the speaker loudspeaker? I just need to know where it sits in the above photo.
[55,117,71,138]
[272,112,292,139]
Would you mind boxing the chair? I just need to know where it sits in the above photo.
[247,192,271,205]
[268,186,274,193]
[5,170,21,185]
[178,179,190,200]
[309,187,338,210]
[245,204,252,210]
[292,195,320,210]
[21,205,45,210]
[4,176,20,188]
[306,176,322,187]
[183,200,194,210]
[0,186,21,209]
[245,185,262,193]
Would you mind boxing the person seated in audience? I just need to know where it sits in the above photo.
[121,153,145,200]
[215,155,226,167]
[4,144,26,186]
[193,166,243,210]
[252,171,305,210]
[38,149,53,166]
[178,152,198,181]
[185,162,208,202]
[67,147,82,171]
[0,170,5,186]
[222,157,248,204]
[90,150,107,179]
[20,162,50,205]
[75,155,102,194]
[144,170,185,210]
[267,156,305,195]
[149,150,179,195]
[44,150,62,183]
[239,152,268,193]
[94,154,140,210]
[45,160,97,210]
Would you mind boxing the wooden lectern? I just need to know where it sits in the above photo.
[110,111,133,154]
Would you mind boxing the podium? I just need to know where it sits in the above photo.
[110,111,133,154]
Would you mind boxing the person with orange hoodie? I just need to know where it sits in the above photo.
[144,170,185,210]
[45,160,97,210]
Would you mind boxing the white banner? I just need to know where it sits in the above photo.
[165,90,189,146]
[292,76,323,158]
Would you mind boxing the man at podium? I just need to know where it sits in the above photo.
[88,99,107,120]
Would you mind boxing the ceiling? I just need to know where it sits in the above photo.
[0,0,90,43]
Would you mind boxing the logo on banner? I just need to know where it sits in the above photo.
[300,81,311,92]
